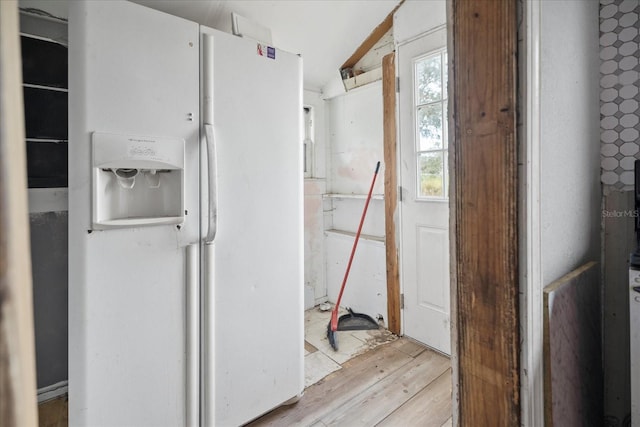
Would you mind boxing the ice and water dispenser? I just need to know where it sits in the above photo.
[92,132,184,229]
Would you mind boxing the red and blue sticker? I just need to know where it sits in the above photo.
[257,43,276,60]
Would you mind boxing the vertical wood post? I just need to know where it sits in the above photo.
[0,1,39,425]
[382,52,401,335]
[451,0,520,424]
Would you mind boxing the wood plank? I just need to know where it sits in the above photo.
[378,369,452,427]
[321,349,449,426]
[38,396,68,427]
[0,1,39,426]
[382,52,400,335]
[446,2,459,423]
[340,1,404,72]
[247,344,414,426]
[451,0,520,425]
[305,340,318,354]
[390,336,426,358]
[543,261,602,426]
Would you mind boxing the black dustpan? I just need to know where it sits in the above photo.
[336,308,379,331]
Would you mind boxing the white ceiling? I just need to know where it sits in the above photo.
[132,0,401,92]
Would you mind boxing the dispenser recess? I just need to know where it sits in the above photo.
[92,132,185,230]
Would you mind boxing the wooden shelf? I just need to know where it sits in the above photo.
[324,229,385,243]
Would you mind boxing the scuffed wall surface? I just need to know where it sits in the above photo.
[599,1,640,425]
[324,81,386,318]
[304,179,326,306]
[327,82,384,196]
[324,232,387,323]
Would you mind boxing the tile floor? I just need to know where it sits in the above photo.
[303,305,397,388]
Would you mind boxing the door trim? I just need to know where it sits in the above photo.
[382,52,401,335]
[520,0,544,424]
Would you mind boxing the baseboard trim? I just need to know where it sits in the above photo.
[38,380,68,403]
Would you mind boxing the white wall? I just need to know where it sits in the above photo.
[303,89,327,179]
[540,0,601,285]
[536,6,603,417]
[323,81,386,319]
[303,89,328,307]
[394,0,446,45]
[327,81,384,196]
[325,232,387,322]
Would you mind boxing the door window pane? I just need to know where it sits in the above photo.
[416,55,442,104]
[417,104,443,151]
[414,49,448,200]
[418,152,444,197]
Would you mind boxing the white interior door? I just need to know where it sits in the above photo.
[398,28,450,355]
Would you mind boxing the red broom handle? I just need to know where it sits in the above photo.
[334,161,381,310]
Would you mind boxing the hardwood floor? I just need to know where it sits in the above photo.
[248,337,452,427]
[36,337,451,427]
[38,395,68,427]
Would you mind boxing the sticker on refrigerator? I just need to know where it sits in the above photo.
[257,43,276,60]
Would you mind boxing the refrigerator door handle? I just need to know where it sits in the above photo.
[203,123,218,244]
[185,243,199,426]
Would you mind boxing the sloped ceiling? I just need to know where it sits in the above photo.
[132,0,401,92]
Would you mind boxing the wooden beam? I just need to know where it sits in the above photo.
[340,1,404,74]
[382,52,400,335]
[0,1,39,426]
[451,0,520,425]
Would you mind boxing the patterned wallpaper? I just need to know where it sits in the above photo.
[600,0,640,190]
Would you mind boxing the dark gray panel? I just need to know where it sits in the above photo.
[30,211,68,388]
[26,142,68,188]
[603,190,634,425]
[23,87,68,141]
[21,36,68,88]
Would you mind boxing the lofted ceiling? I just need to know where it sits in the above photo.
[18,0,401,92]
[132,0,401,92]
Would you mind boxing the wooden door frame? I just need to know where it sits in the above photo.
[383,52,401,335]
[383,2,521,423]
[449,0,520,425]
[0,1,39,425]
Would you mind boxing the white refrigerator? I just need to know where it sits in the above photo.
[68,2,304,426]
